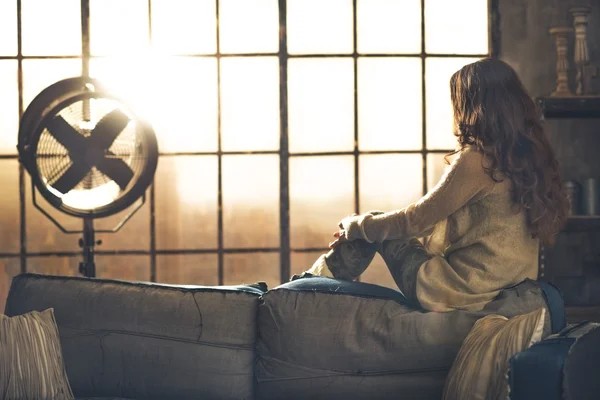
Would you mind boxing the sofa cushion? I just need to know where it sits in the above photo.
[443,308,546,400]
[5,273,265,400]
[1,308,74,400]
[255,276,564,400]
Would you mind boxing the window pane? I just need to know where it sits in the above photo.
[156,156,218,250]
[290,250,324,278]
[427,153,447,192]
[26,175,82,253]
[0,61,18,154]
[427,152,459,191]
[27,256,79,276]
[426,57,480,150]
[90,0,149,56]
[96,255,150,282]
[358,58,422,151]
[219,0,278,54]
[223,155,279,248]
[22,0,81,56]
[1,259,20,314]
[288,58,354,152]
[425,0,488,54]
[287,0,353,55]
[151,0,216,55]
[221,57,279,151]
[290,156,354,248]
[90,57,219,153]
[359,154,423,213]
[0,1,17,55]
[357,0,421,54]
[95,200,150,251]
[361,253,398,289]
[224,253,279,289]
[156,254,218,286]
[0,161,20,253]
[22,59,81,109]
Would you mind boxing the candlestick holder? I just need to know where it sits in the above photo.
[549,26,574,97]
[569,5,599,95]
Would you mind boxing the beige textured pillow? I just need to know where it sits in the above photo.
[443,308,546,400]
[0,308,74,400]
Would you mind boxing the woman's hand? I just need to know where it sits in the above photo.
[329,213,358,248]
[329,229,348,249]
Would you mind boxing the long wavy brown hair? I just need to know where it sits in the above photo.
[449,58,568,246]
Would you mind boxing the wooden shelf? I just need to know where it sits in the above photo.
[564,216,600,232]
[537,96,600,119]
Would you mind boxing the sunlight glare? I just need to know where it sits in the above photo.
[90,55,218,153]
[219,0,279,54]
[90,0,149,56]
[0,61,18,154]
[357,0,421,54]
[222,155,279,248]
[288,58,354,152]
[425,0,488,54]
[220,57,280,151]
[426,57,481,150]
[290,156,354,248]
[359,154,423,212]
[22,0,81,56]
[0,1,17,55]
[48,180,121,210]
[151,0,217,55]
[358,58,422,151]
[22,59,82,109]
[287,0,353,55]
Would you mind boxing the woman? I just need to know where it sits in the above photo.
[304,58,568,312]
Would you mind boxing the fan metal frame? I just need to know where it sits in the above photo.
[18,77,159,231]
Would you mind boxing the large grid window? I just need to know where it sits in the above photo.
[0,0,492,309]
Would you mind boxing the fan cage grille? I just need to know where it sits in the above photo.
[35,98,148,210]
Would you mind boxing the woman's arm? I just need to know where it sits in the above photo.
[340,148,496,243]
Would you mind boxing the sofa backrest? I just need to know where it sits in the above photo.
[5,273,264,400]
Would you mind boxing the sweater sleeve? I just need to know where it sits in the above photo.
[341,148,495,243]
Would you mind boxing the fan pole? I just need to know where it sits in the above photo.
[79,218,97,277]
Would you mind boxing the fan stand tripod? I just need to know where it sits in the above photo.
[30,185,146,278]
[79,218,98,277]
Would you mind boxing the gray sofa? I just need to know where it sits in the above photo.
[4,273,566,400]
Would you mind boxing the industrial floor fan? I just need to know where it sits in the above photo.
[17,77,159,277]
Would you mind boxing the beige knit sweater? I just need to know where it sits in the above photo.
[341,146,539,312]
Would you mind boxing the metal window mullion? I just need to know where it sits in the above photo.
[146,0,158,282]
[216,0,225,285]
[278,0,291,283]
[352,0,359,215]
[81,0,90,77]
[352,0,361,282]
[489,0,500,58]
[421,0,428,196]
[17,0,26,274]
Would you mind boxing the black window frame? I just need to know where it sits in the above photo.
[0,0,498,285]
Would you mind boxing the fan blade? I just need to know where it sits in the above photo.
[46,116,87,155]
[51,161,92,194]
[95,157,134,190]
[90,109,131,150]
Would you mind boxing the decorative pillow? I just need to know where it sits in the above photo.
[0,308,74,400]
[443,308,546,400]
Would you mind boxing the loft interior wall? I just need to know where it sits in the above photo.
[499,0,600,179]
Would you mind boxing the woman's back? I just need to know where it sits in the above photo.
[420,148,540,311]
